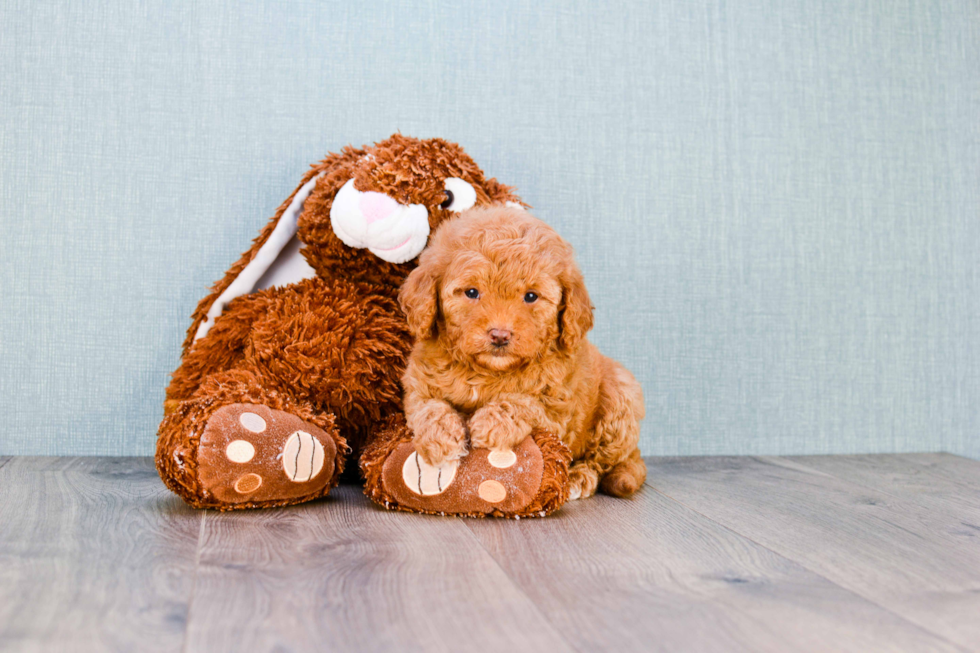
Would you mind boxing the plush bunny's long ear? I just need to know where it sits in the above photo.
[190,172,323,343]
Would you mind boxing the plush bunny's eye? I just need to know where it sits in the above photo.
[441,178,477,212]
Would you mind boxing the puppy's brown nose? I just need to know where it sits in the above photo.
[488,328,512,347]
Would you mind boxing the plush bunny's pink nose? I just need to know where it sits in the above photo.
[359,192,399,224]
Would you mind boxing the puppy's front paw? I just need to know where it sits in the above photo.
[416,431,467,468]
[568,463,599,501]
[469,403,531,451]
[409,404,468,467]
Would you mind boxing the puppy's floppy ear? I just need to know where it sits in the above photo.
[399,256,441,340]
[557,260,594,351]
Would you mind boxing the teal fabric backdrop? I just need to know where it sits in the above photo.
[1,1,977,458]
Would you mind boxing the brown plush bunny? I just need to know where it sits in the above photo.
[157,134,570,516]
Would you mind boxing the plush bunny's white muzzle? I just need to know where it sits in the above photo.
[330,179,430,264]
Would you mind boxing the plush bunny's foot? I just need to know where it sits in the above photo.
[361,415,572,518]
[158,372,346,511]
[195,403,341,508]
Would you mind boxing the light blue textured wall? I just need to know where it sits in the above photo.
[1,1,977,458]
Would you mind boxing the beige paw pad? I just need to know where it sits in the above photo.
[487,449,517,469]
[239,412,267,433]
[478,480,507,504]
[402,451,458,496]
[225,440,255,463]
[282,431,325,482]
[234,473,263,494]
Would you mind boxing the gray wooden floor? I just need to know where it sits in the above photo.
[1,454,978,652]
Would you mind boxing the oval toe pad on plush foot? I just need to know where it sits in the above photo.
[381,437,544,515]
[198,403,337,506]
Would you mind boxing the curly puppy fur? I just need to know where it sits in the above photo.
[399,206,646,500]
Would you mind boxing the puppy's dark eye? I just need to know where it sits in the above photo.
[524,292,538,303]
[439,190,454,210]
[464,288,479,299]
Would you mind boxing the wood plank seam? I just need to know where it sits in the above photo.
[461,523,583,653]
[0,457,202,651]
[181,510,208,653]
[756,455,980,561]
[641,470,971,653]
[904,453,980,493]
[774,455,980,524]
[763,456,927,505]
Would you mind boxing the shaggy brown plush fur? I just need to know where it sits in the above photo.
[158,135,573,511]
[399,206,647,500]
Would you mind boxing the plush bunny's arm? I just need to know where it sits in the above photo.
[165,298,269,403]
